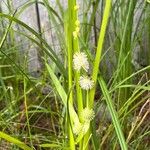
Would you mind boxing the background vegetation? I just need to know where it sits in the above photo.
[0,0,150,149]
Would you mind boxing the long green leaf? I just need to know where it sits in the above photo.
[46,63,78,120]
[40,143,61,148]
[98,76,128,150]
[0,131,32,150]
[89,0,112,107]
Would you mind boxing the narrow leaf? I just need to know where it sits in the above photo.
[98,76,128,150]
[0,131,32,150]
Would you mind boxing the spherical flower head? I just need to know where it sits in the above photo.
[73,52,89,72]
[79,76,94,90]
[80,108,95,123]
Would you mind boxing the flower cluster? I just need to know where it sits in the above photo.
[72,4,95,137]
[73,52,89,72]
[73,52,94,90]
[79,76,94,90]
[73,20,80,39]
[80,107,95,122]
[72,52,95,135]
[73,108,95,135]
[73,6,80,40]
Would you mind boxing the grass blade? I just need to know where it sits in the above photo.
[45,63,78,120]
[0,131,32,150]
[98,76,128,150]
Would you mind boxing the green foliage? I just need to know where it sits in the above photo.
[0,0,150,149]
[0,131,32,150]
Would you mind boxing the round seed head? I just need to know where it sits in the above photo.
[79,76,94,90]
[80,108,95,122]
[73,52,89,72]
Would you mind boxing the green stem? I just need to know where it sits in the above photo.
[73,0,83,114]
[84,1,112,149]
[76,72,83,114]
[89,0,112,108]
[67,0,76,149]
[23,77,33,148]
[98,76,128,150]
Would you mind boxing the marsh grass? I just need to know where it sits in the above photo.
[0,0,150,149]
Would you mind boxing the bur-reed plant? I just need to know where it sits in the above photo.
[46,0,128,149]
[0,0,150,150]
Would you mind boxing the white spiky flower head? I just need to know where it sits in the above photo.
[79,76,94,90]
[80,107,95,123]
[73,52,89,72]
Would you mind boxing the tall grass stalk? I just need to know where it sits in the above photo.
[89,0,112,107]
[66,0,75,149]
[23,76,33,148]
